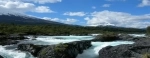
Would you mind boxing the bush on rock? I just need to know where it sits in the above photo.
[94,32,119,42]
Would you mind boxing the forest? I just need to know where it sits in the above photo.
[0,24,145,35]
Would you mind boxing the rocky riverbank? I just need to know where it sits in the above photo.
[0,34,28,45]
[18,40,92,58]
[98,35,150,58]
[1,34,148,58]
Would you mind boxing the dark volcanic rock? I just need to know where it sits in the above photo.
[119,34,146,42]
[99,38,150,58]
[17,40,92,58]
[0,55,3,58]
[0,34,28,45]
[93,35,120,42]
[18,44,48,57]
[0,39,19,45]
[37,40,92,58]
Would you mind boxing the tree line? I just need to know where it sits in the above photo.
[0,24,145,35]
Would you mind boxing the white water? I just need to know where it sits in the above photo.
[0,35,136,58]
[128,34,146,37]
[20,36,94,45]
[77,41,134,58]
[0,45,34,58]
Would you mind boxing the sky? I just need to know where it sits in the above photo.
[0,0,150,28]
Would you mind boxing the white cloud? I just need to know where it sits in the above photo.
[42,17,78,24]
[34,6,54,13]
[138,0,150,7]
[102,4,111,7]
[25,0,62,4]
[92,6,96,9]
[42,17,60,21]
[84,10,150,28]
[63,12,86,16]
[62,18,78,24]
[0,0,35,13]
[0,0,54,14]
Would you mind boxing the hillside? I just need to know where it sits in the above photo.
[0,14,64,25]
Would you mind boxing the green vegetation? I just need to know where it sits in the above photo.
[147,26,150,35]
[95,32,119,41]
[0,24,145,35]
[54,43,68,52]
[101,32,118,39]
[142,53,150,58]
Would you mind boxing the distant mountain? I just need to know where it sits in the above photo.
[0,13,64,25]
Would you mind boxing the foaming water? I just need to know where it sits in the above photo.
[0,45,34,58]
[77,41,134,58]
[33,36,94,45]
[128,34,146,37]
[0,36,94,58]
[0,35,136,58]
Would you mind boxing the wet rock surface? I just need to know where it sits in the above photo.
[18,40,92,58]
[99,38,150,58]
[92,34,120,42]
[18,44,48,57]
[0,34,28,45]
[0,55,3,58]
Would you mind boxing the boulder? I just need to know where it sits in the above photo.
[38,40,92,58]
[38,44,78,58]
[0,55,3,58]
[119,34,146,42]
[0,39,19,45]
[18,44,48,57]
[93,34,120,42]
[17,40,92,58]
[0,34,28,45]
[99,38,150,58]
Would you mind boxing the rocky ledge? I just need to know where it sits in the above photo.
[0,34,28,45]
[93,34,146,42]
[99,37,150,58]
[18,40,92,58]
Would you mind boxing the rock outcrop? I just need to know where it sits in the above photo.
[0,55,3,58]
[119,34,147,42]
[18,40,92,58]
[0,34,28,45]
[99,38,150,58]
[18,44,48,57]
[93,34,120,42]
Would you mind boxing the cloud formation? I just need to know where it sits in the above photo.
[84,10,150,28]
[34,6,54,13]
[43,17,78,24]
[0,0,57,14]
[102,4,111,7]
[23,0,62,4]
[63,12,86,16]
[138,0,150,7]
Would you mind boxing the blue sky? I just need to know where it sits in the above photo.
[0,0,150,28]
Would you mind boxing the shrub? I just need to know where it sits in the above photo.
[142,53,150,58]
[54,43,68,53]
[95,32,119,41]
